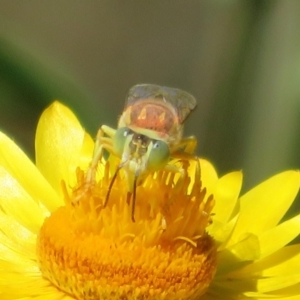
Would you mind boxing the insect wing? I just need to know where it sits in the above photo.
[126,84,197,124]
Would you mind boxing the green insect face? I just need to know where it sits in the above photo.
[146,140,170,171]
[112,127,132,157]
[113,126,170,174]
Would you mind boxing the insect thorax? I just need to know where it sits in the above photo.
[118,98,183,146]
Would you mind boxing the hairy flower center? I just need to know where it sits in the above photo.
[36,162,217,300]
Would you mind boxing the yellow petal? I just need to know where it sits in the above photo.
[0,166,46,233]
[208,216,237,246]
[185,158,218,195]
[244,293,300,300]
[256,274,300,293]
[212,171,242,223]
[35,101,94,198]
[261,244,300,277]
[0,275,70,300]
[0,242,37,274]
[207,172,242,244]
[200,158,219,191]
[228,232,261,261]
[0,132,60,211]
[0,210,36,259]
[230,244,300,278]
[258,215,300,258]
[78,132,95,169]
[228,171,300,245]
[216,233,260,275]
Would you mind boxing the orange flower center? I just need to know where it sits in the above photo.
[36,161,217,299]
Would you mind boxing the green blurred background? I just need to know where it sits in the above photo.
[0,1,299,218]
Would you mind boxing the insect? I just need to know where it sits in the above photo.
[81,84,198,222]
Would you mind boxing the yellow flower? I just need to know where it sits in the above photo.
[0,101,300,300]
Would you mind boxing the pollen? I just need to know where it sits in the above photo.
[36,160,217,299]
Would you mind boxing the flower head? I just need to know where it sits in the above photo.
[0,102,300,299]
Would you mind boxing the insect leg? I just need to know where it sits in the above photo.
[171,136,200,180]
[85,125,116,183]
[72,125,116,204]
[172,136,197,154]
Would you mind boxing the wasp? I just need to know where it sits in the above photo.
[81,84,198,221]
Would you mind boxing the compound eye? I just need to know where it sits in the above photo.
[113,127,131,157]
[147,140,170,171]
